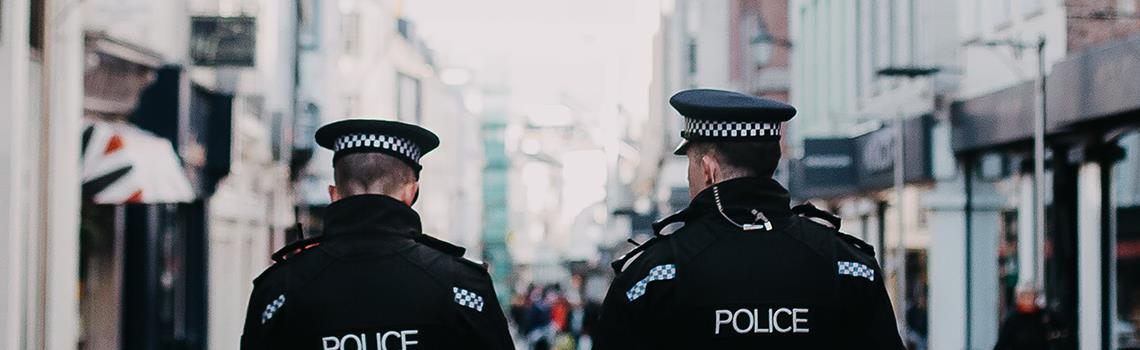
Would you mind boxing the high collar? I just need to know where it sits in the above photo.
[652,177,792,234]
[323,194,423,238]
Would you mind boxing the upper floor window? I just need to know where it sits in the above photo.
[342,13,360,57]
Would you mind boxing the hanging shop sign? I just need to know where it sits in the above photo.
[190,16,257,67]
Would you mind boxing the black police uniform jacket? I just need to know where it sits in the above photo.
[594,177,905,349]
[240,194,514,350]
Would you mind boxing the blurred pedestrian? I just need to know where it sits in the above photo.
[240,119,513,349]
[994,285,1058,350]
[526,286,553,349]
[906,294,929,350]
[510,286,533,334]
[594,89,905,349]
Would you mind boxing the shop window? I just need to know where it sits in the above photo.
[29,0,45,57]
[343,95,357,118]
[993,0,1013,28]
[342,13,360,57]
[1119,0,1137,17]
[905,249,929,347]
[1111,131,1140,348]
[1021,0,1043,17]
[998,210,1019,321]
[687,38,698,76]
[396,73,421,123]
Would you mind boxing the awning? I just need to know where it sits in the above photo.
[81,120,195,204]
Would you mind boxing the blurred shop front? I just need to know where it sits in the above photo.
[789,114,938,345]
[952,32,1140,349]
[80,33,233,350]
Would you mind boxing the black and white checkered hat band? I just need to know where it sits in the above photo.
[683,118,780,138]
[334,133,423,163]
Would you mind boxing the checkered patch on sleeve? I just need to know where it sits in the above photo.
[260,294,286,324]
[837,261,875,281]
[453,287,485,312]
[334,133,424,163]
[626,264,677,301]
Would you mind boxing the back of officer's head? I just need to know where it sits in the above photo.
[329,152,418,205]
[685,141,781,198]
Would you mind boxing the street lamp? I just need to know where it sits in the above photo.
[963,37,1047,289]
[875,65,941,338]
[749,33,794,68]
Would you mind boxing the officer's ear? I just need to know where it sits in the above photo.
[398,181,419,207]
[700,154,720,185]
[328,185,340,202]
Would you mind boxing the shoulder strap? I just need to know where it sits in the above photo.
[610,236,664,273]
[415,233,467,257]
[267,233,321,263]
[791,204,876,257]
[791,202,841,230]
[836,231,876,257]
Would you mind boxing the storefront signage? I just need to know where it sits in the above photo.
[794,138,859,199]
[190,16,257,67]
[793,116,933,199]
[951,81,1036,153]
[1048,33,1140,129]
[856,115,934,191]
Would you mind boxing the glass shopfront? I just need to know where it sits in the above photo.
[1110,131,1140,349]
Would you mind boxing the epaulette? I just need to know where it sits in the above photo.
[271,235,323,263]
[791,203,841,230]
[791,203,872,256]
[415,234,488,272]
[458,257,490,272]
[837,232,876,257]
[610,236,664,273]
[415,233,467,257]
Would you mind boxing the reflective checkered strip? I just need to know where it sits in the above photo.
[334,133,423,163]
[260,294,286,324]
[626,264,677,301]
[837,261,874,281]
[453,287,485,312]
[684,118,780,138]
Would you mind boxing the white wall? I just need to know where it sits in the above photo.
[0,0,85,347]
[1077,163,1103,350]
[968,180,1004,350]
[0,0,33,347]
[43,1,86,347]
[954,0,1067,99]
[926,175,968,350]
[790,0,859,141]
[84,0,190,63]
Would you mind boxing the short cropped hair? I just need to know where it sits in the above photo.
[333,152,415,197]
[687,141,781,179]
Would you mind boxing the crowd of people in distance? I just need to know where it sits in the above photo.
[509,278,602,350]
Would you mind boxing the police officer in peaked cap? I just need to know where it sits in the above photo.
[594,89,906,349]
[241,119,514,349]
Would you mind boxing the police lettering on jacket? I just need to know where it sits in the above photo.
[714,308,810,335]
[321,330,419,350]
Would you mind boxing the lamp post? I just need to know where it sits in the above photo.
[749,28,794,183]
[875,65,941,339]
[749,33,794,68]
[963,37,1047,289]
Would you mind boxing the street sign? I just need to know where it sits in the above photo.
[190,16,256,67]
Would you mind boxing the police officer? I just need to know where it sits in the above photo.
[241,119,514,350]
[594,89,905,349]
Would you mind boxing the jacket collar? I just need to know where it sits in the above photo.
[322,194,423,239]
[652,177,792,234]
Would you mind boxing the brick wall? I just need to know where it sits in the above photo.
[1066,0,1140,52]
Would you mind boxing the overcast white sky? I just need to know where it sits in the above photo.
[404,0,660,118]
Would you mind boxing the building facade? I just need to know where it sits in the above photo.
[792,0,1140,348]
[0,0,85,348]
